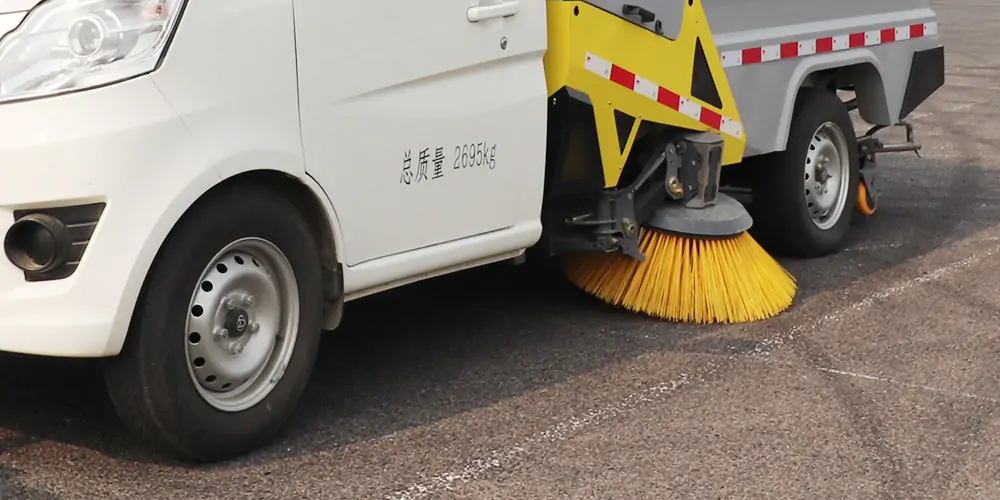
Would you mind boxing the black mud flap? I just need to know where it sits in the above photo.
[899,45,945,120]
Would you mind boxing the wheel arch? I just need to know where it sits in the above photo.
[108,167,347,356]
[775,52,889,153]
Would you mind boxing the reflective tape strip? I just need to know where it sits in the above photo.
[583,52,744,139]
[721,21,939,68]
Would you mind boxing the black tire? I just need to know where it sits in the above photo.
[103,184,324,462]
[748,87,860,258]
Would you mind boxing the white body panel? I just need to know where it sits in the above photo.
[0,1,310,357]
[0,0,549,357]
[292,0,549,276]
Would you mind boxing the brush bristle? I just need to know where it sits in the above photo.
[562,230,797,324]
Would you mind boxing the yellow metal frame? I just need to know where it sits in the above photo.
[544,0,746,188]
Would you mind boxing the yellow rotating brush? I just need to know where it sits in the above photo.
[563,229,796,324]
[539,0,797,324]
[560,130,797,325]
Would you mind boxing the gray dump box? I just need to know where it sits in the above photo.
[597,0,945,258]
[705,0,944,157]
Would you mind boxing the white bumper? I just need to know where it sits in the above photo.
[0,77,218,357]
[0,0,307,358]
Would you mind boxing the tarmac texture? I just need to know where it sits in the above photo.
[1,0,997,498]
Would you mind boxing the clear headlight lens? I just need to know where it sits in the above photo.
[0,0,185,104]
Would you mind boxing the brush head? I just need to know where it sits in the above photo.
[563,229,797,324]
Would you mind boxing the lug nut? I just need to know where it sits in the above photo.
[223,298,236,310]
[242,294,255,307]
[249,323,260,334]
[231,343,244,355]
[215,328,229,339]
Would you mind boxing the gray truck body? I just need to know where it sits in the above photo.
[591,0,944,157]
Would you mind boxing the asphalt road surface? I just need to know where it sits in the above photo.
[1,0,997,498]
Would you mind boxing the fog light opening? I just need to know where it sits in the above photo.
[4,214,71,273]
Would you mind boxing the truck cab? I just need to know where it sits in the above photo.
[0,0,552,461]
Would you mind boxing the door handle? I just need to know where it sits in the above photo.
[467,0,519,22]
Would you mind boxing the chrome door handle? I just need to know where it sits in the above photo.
[467,0,519,22]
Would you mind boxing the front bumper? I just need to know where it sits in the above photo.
[0,77,213,358]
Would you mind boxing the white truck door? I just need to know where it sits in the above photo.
[293,0,549,267]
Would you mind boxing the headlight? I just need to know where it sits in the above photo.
[0,0,185,104]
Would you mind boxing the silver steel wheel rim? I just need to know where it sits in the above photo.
[184,237,299,413]
[803,121,851,231]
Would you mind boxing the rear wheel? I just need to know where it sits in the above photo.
[103,184,324,462]
[749,87,859,258]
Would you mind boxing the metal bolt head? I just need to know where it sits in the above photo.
[668,177,683,195]
[223,298,236,310]
[231,343,244,355]
[500,37,507,50]
[215,328,229,339]
[242,294,255,307]
[249,323,260,334]
[622,219,637,237]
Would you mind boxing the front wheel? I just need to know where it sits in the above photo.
[749,87,860,258]
[103,184,324,462]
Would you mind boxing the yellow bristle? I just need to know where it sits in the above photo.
[562,230,797,324]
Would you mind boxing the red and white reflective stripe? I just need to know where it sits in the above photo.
[583,53,744,140]
[721,21,938,68]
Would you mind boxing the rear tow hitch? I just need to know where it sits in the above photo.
[855,120,923,215]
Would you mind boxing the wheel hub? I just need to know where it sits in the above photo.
[224,305,252,339]
[184,238,300,413]
[803,122,851,231]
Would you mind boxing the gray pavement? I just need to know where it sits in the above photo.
[1,0,998,498]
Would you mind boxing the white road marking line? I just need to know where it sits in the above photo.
[384,241,1000,500]
[844,236,1000,253]
[755,357,1000,405]
[754,242,1000,356]
[903,102,975,120]
[384,371,709,500]
[844,242,905,252]
[815,366,1000,404]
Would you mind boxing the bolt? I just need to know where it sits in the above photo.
[623,219,637,237]
[668,178,683,195]
[223,298,236,310]
[249,323,260,334]
[215,328,229,339]
[231,343,244,355]
[500,37,508,50]
[242,294,255,307]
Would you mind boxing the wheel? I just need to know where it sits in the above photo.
[858,181,877,215]
[749,87,860,258]
[103,184,324,462]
